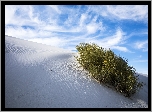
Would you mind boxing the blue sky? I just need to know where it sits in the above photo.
[5,5,148,75]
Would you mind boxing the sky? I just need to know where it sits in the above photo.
[5,5,148,75]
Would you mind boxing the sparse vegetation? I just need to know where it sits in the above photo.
[75,43,143,97]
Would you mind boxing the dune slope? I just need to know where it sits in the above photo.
[5,35,148,108]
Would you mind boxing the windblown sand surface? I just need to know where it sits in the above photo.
[5,35,148,108]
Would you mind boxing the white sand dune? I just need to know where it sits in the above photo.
[5,35,148,108]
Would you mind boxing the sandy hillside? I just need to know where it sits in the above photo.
[5,35,148,108]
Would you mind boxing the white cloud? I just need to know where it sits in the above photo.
[134,40,148,51]
[86,23,98,34]
[41,24,63,32]
[107,28,124,45]
[5,5,17,25]
[127,30,148,39]
[63,11,104,35]
[5,5,44,27]
[79,14,104,35]
[79,14,87,27]
[88,5,148,22]
[5,26,36,39]
[5,26,54,40]
[48,5,61,14]
[111,46,129,52]
[83,28,130,52]
[5,5,103,39]
[106,5,148,21]
[98,28,126,47]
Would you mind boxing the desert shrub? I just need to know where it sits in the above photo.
[75,43,143,97]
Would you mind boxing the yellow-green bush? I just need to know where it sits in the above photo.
[75,43,143,97]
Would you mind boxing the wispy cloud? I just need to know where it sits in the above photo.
[86,5,148,22]
[134,40,148,52]
[85,28,130,52]
[5,5,147,53]
[48,5,61,14]
[127,30,148,39]
[112,46,129,52]
[79,13,87,27]
[106,5,148,21]
[5,25,54,40]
